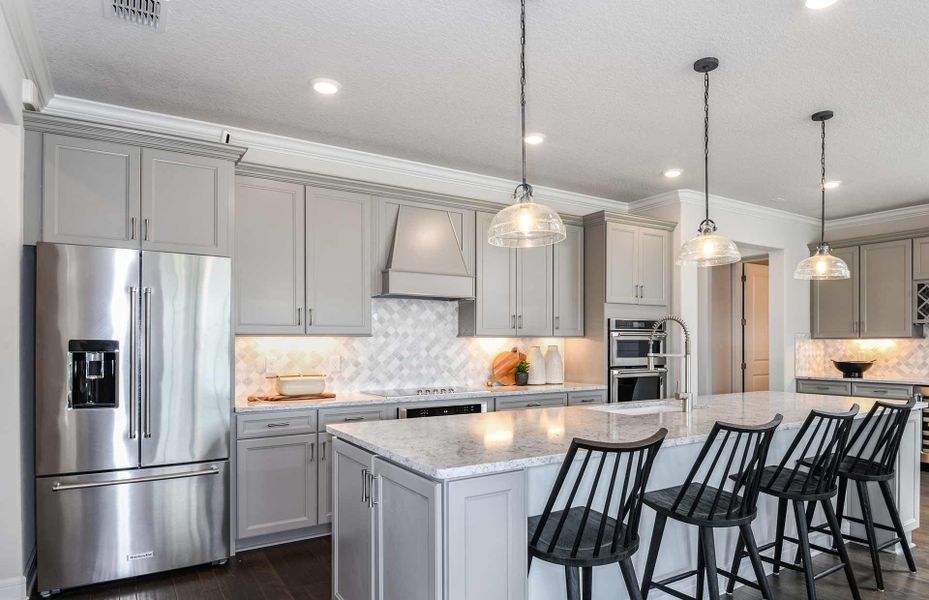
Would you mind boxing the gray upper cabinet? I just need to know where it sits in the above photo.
[141,149,232,256]
[516,245,553,337]
[606,223,670,306]
[554,224,584,336]
[914,236,929,280]
[42,134,141,248]
[234,177,306,334]
[305,187,372,335]
[812,246,859,338]
[860,239,913,338]
[469,211,518,336]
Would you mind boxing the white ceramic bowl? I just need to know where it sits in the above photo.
[272,374,327,396]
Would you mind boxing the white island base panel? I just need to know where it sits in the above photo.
[329,393,923,600]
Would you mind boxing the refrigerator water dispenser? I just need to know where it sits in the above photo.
[68,340,118,408]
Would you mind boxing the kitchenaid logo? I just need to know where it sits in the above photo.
[127,551,154,561]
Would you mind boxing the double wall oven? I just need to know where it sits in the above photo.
[609,319,667,403]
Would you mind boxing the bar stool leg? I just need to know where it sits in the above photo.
[820,498,861,600]
[835,477,848,529]
[724,528,745,594]
[581,566,592,600]
[619,558,644,600]
[565,566,581,600]
[878,479,917,573]
[696,530,706,600]
[793,501,817,564]
[791,499,818,600]
[640,513,666,600]
[740,523,774,600]
[699,527,721,600]
[773,498,788,574]
[856,480,884,590]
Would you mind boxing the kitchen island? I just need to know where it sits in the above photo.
[328,392,923,600]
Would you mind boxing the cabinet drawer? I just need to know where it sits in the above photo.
[495,393,567,411]
[851,382,914,400]
[236,410,317,439]
[568,390,607,406]
[796,380,851,396]
[319,405,396,431]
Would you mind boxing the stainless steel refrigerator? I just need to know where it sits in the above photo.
[35,243,232,595]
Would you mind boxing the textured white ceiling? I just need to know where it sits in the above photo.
[30,0,929,217]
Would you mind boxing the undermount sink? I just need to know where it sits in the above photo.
[589,403,679,416]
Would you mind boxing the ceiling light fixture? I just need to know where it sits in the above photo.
[311,78,341,95]
[794,110,850,280]
[663,168,683,178]
[488,0,565,248]
[823,179,841,189]
[524,133,546,145]
[677,57,741,267]
[805,0,838,9]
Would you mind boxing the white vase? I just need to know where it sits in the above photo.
[526,346,546,385]
[544,345,564,384]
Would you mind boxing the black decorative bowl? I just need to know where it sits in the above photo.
[832,360,875,379]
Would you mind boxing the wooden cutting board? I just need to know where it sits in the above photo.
[248,392,336,402]
[489,347,526,386]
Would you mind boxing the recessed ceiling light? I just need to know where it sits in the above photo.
[824,180,842,189]
[663,168,683,178]
[311,78,341,95]
[805,0,838,9]
[524,133,546,145]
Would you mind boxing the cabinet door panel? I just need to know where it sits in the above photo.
[373,458,442,600]
[606,223,639,304]
[333,440,375,600]
[318,432,333,524]
[475,212,517,335]
[42,134,140,248]
[860,239,913,338]
[236,434,317,539]
[914,236,929,280]
[554,224,584,336]
[638,228,670,306]
[141,149,231,255]
[812,246,859,338]
[234,177,306,334]
[517,245,553,337]
[306,187,372,335]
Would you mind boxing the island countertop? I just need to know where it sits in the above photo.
[327,391,926,480]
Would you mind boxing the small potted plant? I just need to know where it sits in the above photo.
[515,360,530,386]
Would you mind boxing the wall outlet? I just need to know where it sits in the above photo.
[327,355,342,373]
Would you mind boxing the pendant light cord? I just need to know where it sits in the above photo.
[704,70,710,225]
[515,0,532,201]
[820,119,826,245]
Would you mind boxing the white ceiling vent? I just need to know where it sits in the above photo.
[106,0,166,30]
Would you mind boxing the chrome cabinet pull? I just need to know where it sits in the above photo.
[518,315,523,329]
[130,217,137,241]
[361,468,369,503]
[297,308,302,325]
[266,422,290,428]
[52,465,219,491]
[555,316,560,330]
[344,416,365,422]
[143,218,150,241]
[526,402,542,407]
[511,314,516,328]
[308,442,315,463]
[307,308,313,326]
[579,398,595,403]
[321,441,327,461]
[142,287,153,438]
[128,287,139,439]
[370,473,380,507]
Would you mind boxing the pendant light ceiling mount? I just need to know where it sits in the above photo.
[677,56,741,267]
[794,109,850,280]
[487,0,566,249]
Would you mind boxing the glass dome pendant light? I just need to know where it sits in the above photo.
[794,110,850,280]
[678,57,741,267]
[487,0,566,248]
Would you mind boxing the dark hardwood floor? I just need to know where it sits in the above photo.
[41,474,929,599]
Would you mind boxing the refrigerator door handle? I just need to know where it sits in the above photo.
[129,287,139,439]
[143,287,153,439]
[51,465,219,491]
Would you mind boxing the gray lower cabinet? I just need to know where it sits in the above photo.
[42,134,141,248]
[236,433,318,539]
[812,246,860,338]
[318,432,334,524]
[795,378,915,401]
[333,440,376,600]
[796,379,851,396]
[495,392,568,411]
[567,389,607,406]
[234,177,306,334]
[860,239,913,338]
[554,224,584,336]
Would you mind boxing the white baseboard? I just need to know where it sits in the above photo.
[0,575,27,600]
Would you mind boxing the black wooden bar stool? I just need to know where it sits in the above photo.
[803,397,918,590]
[639,414,783,600]
[726,405,861,600]
[528,428,667,600]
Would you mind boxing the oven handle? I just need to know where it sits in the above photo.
[612,369,668,379]
[611,331,667,339]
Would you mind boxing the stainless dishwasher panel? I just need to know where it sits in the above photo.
[37,461,229,594]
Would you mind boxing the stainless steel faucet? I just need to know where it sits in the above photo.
[647,315,693,414]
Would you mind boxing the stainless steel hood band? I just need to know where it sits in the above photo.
[51,465,219,491]
[129,286,138,440]
[143,287,152,438]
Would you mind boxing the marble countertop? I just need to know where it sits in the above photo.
[234,382,606,413]
[327,391,926,481]
[797,375,929,387]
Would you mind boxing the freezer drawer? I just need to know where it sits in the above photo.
[36,461,229,594]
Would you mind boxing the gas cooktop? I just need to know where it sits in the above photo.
[364,386,489,398]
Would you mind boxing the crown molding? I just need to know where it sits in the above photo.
[43,95,627,217]
[582,209,676,231]
[825,202,929,231]
[23,111,248,163]
[0,0,54,110]
[664,189,820,226]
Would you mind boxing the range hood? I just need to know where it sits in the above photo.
[381,205,474,300]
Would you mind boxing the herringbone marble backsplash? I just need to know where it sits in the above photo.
[795,333,929,380]
[235,298,565,402]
